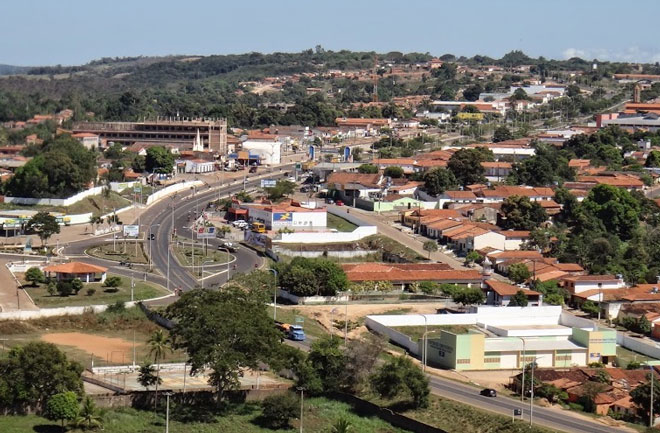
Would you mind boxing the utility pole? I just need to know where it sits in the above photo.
[269,269,278,321]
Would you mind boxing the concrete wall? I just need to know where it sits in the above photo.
[146,180,204,205]
[4,182,135,207]
[278,289,349,305]
[274,225,377,244]
[366,314,420,355]
[273,247,378,259]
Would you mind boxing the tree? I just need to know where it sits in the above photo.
[509,290,529,307]
[370,356,430,408]
[493,126,513,143]
[422,167,458,196]
[510,88,530,101]
[581,300,600,317]
[452,287,485,306]
[646,150,660,168]
[423,240,438,259]
[508,263,531,284]
[462,84,483,102]
[499,195,548,230]
[465,251,481,266]
[342,334,384,393]
[536,383,567,404]
[383,166,404,179]
[357,164,378,174]
[103,276,122,288]
[25,267,44,286]
[73,396,102,431]
[147,329,170,409]
[276,257,348,297]
[137,362,161,390]
[265,180,296,200]
[582,184,641,241]
[566,84,581,98]
[46,391,79,429]
[71,278,83,295]
[308,336,347,392]
[447,148,493,186]
[56,281,73,297]
[25,211,60,246]
[631,374,660,424]
[166,288,281,398]
[260,392,298,429]
[145,146,175,174]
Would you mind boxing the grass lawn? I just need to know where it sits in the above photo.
[327,213,358,232]
[173,242,231,268]
[358,234,426,262]
[66,191,132,217]
[87,242,149,264]
[0,398,407,433]
[392,324,474,341]
[22,274,169,307]
[268,306,327,339]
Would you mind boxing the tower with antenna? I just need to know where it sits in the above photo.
[372,55,379,102]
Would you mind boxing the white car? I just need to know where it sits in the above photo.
[232,220,248,228]
[287,176,296,182]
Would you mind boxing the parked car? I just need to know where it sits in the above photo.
[326,198,334,204]
[287,176,296,182]
[249,166,258,173]
[232,220,248,228]
[335,200,344,206]
[480,388,497,397]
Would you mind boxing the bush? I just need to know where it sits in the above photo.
[45,391,79,428]
[71,278,84,295]
[106,301,126,314]
[86,287,96,296]
[25,267,44,286]
[56,281,73,297]
[47,281,57,296]
[260,392,298,429]
[418,281,440,294]
[103,276,122,288]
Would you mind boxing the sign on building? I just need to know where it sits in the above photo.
[123,224,140,237]
[273,212,293,223]
[261,179,277,188]
[196,226,216,239]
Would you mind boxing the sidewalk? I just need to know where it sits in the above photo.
[0,259,39,312]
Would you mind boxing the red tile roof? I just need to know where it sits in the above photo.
[485,280,540,296]
[342,263,481,283]
[43,262,108,274]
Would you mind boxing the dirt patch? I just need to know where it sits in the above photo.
[41,332,138,362]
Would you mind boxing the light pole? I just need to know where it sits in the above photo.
[597,285,603,322]
[421,329,440,370]
[269,269,278,321]
[527,356,541,427]
[344,290,351,346]
[418,314,428,371]
[147,224,160,271]
[218,247,231,285]
[201,260,215,289]
[164,392,173,433]
[297,387,305,433]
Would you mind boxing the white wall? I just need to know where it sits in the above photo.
[278,289,349,305]
[145,180,204,205]
[366,315,420,355]
[5,182,135,207]
[290,211,327,228]
[504,238,525,250]
[485,325,573,337]
[275,226,377,244]
[242,140,281,164]
[473,232,505,251]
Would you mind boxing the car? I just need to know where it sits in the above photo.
[287,176,296,182]
[232,220,248,228]
[335,200,344,206]
[326,198,334,204]
[480,388,497,397]
[249,166,258,173]
[218,241,238,252]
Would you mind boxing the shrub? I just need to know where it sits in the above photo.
[103,276,122,288]
[418,281,440,294]
[25,267,44,286]
[260,392,298,429]
[86,287,96,296]
[106,301,126,314]
[47,281,57,296]
[56,281,73,297]
[71,278,84,295]
[45,391,79,428]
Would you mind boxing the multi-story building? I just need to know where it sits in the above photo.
[72,117,228,154]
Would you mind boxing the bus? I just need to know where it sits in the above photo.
[251,222,266,233]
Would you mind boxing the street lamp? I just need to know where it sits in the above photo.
[164,391,173,433]
[421,329,441,371]
[147,224,160,271]
[297,387,305,433]
[269,269,278,321]
[418,314,428,371]
[516,337,526,402]
[217,247,232,285]
[200,260,215,289]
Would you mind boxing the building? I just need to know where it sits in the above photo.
[241,132,282,165]
[241,199,327,230]
[72,117,228,154]
[184,159,215,174]
[483,280,542,306]
[342,262,482,290]
[366,306,618,371]
[43,262,108,283]
[72,132,101,150]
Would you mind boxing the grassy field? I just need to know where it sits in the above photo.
[327,213,358,232]
[0,191,130,217]
[87,242,149,264]
[0,397,406,433]
[358,234,426,262]
[392,324,474,341]
[173,243,231,269]
[616,345,654,368]
[22,274,169,307]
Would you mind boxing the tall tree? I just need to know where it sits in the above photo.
[423,240,438,259]
[147,329,170,409]
[370,356,430,408]
[145,146,175,174]
[25,211,60,246]
[45,391,79,429]
[499,195,548,230]
[447,148,493,186]
[166,287,281,398]
[422,167,457,196]
[493,126,513,143]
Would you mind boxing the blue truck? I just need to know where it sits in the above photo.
[276,321,306,341]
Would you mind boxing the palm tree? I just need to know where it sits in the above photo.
[147,329,171,410]
[73,396,103,430]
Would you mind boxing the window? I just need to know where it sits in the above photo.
[555,355,572,362]
[484,357,501,363]
[456,359,471,364]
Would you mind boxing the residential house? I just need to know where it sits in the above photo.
[342,262,482,290]
[482,161,512,182]
[482,280,542,306]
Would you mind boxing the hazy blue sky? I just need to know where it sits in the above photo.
[2,0,659,66]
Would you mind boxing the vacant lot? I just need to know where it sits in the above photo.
[327,213,358,232]
[87,242,149,264]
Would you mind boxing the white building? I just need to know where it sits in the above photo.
[72,133,100,150]
[185,159,215,174]
[242,134,282,165]
[242,200,327,230]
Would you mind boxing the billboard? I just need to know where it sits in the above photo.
[273,212,293,222]
[456,112,484,120]
[123,224,139,237]
[309,145,315,160]
[196,226,216,239]
[261,179,277,188]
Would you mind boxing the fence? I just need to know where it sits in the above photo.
[274,225,377,244]
[3,182,135,207]
[145,180,204,205]
[278,289,349,305]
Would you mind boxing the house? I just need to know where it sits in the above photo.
[445,225,506,253]
[326,172,383,203]
[481,162,512,181]
[241,132,281,165]
[42,262,108,283]
[342,262,482,290]
[576,173,645,190]
[562,275,626,295]
[372,158,418,174]
[72,132,101,150]
[184,159,215,174]
[241,199,327,230]
[482,280,542,306]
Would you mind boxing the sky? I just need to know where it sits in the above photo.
[2,0,659,66]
